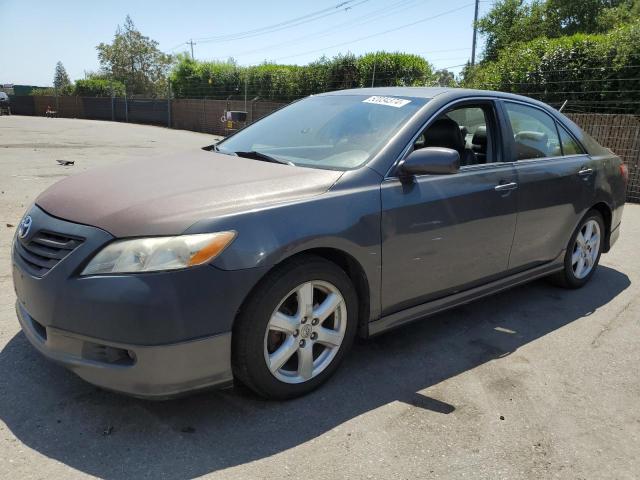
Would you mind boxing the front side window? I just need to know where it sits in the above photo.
[413,104,497,166]
[504,102,561,161]
[217,94,427,170]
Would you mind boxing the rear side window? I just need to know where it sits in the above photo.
[557,124,585,155]
[504,102,561,160]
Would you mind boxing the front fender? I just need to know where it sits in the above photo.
[183,169,383,320]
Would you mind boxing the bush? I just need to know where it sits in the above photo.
[357,52,434,87]
[73,79,126,97]
[463,20,640,111]
[169,52,435,100]
[169,55,241,99]
[31,87,57,96]
[31,85,74,96]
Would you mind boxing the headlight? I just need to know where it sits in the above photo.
[81,231,236,275]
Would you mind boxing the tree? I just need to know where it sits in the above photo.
[96,15,173,96]
[544,0,621,36]
[53,61,72,94]
[476,0,633,62]
[434,69,456,87]
[476,0,547,62]
[597,0,640,31]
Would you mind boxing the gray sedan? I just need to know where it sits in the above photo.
[12,87,627,399]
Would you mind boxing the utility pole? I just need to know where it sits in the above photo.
[109,79,114,122]
[167,83,172,128]
[471,0,480,66]
[371,62,376,88]
[371,52,377,88]
[244,77,248,112]
[187,39,196,59]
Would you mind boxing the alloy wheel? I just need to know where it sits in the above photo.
[571,219,601,279]
[263,280,347,384]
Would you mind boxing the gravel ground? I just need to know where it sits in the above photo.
[1,116,639,480]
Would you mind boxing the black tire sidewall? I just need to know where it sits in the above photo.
[232,256,358,399]
[562,211,604,288]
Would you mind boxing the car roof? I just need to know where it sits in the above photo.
[320,86,551,107]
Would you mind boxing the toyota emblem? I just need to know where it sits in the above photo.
[18,215,32,239]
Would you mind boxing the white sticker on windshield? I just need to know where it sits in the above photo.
[362,96,411,108]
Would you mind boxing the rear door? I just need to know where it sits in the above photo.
[380,99,519,315]
[500,100,594,270]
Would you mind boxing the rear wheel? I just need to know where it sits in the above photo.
[232,255,358,399]
[550,210,604,288]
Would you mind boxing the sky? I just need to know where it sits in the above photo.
[1,0,492,86]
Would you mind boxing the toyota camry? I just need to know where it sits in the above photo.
[12,87,627,399]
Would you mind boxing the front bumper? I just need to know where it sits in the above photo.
[12,205,268,398]
[17,302,232,398]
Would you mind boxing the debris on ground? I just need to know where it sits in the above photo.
[181,426,196,434]
[6,224,14,228]
[102,426,114,436]
[56,160,75,166]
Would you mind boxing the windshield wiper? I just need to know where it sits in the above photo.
[201,143,221,152]
[233,150,293,166]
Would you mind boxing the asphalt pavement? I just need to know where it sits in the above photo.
[1,116,638,479]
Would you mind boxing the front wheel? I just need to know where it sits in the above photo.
[550,210,604,289]
[232,255,358,399]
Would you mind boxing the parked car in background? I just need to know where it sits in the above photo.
[12,87,627,400]
[0,92,11,115]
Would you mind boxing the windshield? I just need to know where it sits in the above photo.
[216,94,427,170]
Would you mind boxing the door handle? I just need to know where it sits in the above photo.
[578,167,594,177]
[494,182,518,192]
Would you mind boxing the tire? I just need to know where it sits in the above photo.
[232,255,358,399]
[549,210,604,289]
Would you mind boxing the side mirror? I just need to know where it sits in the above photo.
[398,147,460,179]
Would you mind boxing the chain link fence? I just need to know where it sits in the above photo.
[8,93,640,203]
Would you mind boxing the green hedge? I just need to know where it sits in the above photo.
[463,20,640,111]
[73,78,126,97]
[169,52,435,100]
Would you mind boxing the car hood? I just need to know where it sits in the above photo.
[36,149,343,237]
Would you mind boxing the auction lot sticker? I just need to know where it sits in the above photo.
[362,96,412,108]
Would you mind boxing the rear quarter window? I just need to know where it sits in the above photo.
[557,124,585,156]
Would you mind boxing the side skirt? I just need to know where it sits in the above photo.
[368,253,565,337]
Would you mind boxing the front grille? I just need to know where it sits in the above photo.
[15,230,84,277]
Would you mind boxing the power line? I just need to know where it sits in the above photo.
[268,3,475,62]
[415,47,471,54]
[224,0,425,59]
[438,63,467,69]
[194,0,370,44]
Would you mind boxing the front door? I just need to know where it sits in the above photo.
[380,101,518,316]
